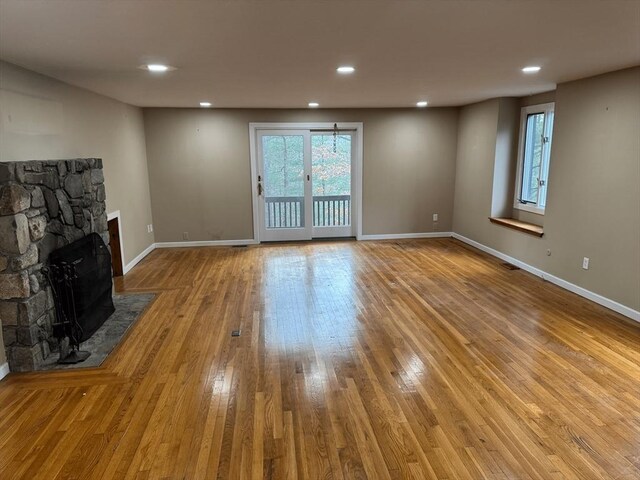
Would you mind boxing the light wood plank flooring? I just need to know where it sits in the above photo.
[1,239,639,479]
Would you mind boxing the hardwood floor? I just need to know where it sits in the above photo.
[1,238,639,479]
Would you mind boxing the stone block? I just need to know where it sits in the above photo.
[31,187,45,208]
[64,174,84,198]
[17,290,48,326]
[16,324,41,346]
[36,312,52,329]
[55,190,74,225]
[43,188,59,218]
[9,344,43,372]
[28,215,47,242]
[41,338,51,360]
[0,163,15,183]
[29,274,40,294]
[35,317,52,348]
[23,171,59,190]
[46,219,64,235]
[0,213,30,254]
[74,214,85,228]
[95,213,108,232]
[2,326,17,345]
[37,233,60,262]
[82,170,92,192]
[68,159,88,173]
[45,287,54,310]
[0,301,18,326]
[0,271,30,299]
[63,226,84,244]
[0,184,31,215]
[15,163,26,183]
[90,169,104,185]
[23,161,43,173]
[95,184,106,202]
[0,256,6,272]
[91,203,105,217]
[10,244,38,270]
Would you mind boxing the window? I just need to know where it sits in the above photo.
[514,102,554,214]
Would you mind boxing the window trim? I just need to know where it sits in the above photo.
[513,102,555,215]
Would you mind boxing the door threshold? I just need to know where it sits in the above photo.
[260,237,356,245]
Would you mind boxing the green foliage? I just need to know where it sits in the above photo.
[263,135,304,197]
[312,135,351,196]
[262,134,351,198]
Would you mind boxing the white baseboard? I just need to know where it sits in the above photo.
[359,232,453,241]
[452,233,640,323]
[155,239,258,248]
[123,243,157,275]
[0,362,9,381]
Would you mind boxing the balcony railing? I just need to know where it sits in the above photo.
[265,195,351,228]
[313,195,351,227]
[265,196,304,228]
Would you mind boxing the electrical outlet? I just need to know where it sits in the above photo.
[148,224,153,233]
[582,257,589,270]
[432,213,438,222]
[183,232,189,240]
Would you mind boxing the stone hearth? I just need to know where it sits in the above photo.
[0,159,109,372]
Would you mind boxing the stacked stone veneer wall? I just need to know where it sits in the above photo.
[0,159,109,372]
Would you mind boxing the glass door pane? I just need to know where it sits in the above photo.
[311,133,353,237]
[259,132,312,241]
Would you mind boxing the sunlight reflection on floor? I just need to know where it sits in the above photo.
[261,244,359,355]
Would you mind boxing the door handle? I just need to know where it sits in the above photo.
[258,183,263,196]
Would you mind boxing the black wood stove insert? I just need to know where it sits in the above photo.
[43,233,115,364]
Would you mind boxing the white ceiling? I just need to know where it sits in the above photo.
[1,0,639,108]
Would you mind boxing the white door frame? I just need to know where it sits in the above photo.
[249,122,363,242]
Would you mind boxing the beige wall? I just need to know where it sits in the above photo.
[0,61,156,366]
[143,108,460,240]
[0,61,155,265]
[454,67,640,311]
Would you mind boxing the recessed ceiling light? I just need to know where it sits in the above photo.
[416,101,428,107]
[199,102,212,107]
[522,66,541,73]
[308,102,320,108]
[146,64,170,73]
[336,66,355,74]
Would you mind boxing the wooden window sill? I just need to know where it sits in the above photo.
[489,217,544,237]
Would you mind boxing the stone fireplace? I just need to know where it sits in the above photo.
[0,159,109,372]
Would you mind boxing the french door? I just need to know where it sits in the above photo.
[256,128,355,242]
